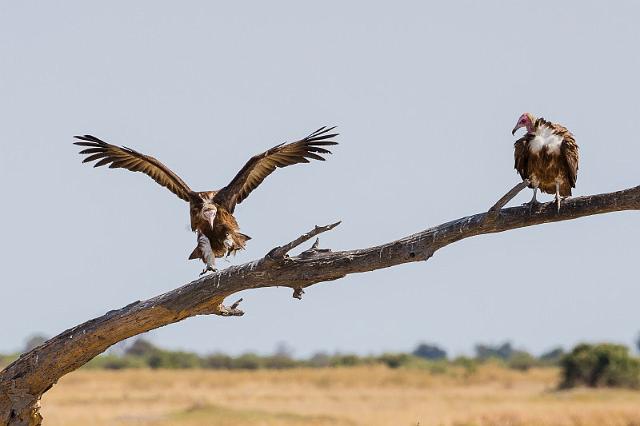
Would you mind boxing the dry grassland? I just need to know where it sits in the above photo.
[41,365,640,426]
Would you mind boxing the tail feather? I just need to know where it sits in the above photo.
[225,232,251,257]
[188,246,201,260]
[189,231,252,260]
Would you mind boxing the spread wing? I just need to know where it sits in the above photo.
[560,134,579,188]
[514,135,531,181]
[213,126,338,212]
[74,135,193,202]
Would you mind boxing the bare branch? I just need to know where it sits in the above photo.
[487,179,530,218]
[3,184,640,425]
[266,221,341,259]
[217,298,244,317]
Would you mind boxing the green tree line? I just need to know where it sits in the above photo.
[2,336,639,389]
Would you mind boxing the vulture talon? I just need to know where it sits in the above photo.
[522,187,540,213]
[522,200,540,213]
[200,265,217,276]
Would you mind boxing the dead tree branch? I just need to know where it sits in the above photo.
[267,221,341,259]
[2,183,640,425]
[487,179,530,218]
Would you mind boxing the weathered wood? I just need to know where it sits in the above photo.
[487,179,530,217]
[1,183,639,425]
[267,221,341,260]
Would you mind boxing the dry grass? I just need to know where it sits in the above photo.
[41,365,640,426]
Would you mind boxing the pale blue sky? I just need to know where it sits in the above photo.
[1,1,639,357]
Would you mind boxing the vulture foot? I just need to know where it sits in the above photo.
[522,200,541,212]
[199,265,217,276]
[523,188,540,212]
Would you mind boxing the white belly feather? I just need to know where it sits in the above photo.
[528,126,563,155]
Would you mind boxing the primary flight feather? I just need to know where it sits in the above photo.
[74,126,338,274]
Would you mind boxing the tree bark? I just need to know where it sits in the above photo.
[2,183,639,425]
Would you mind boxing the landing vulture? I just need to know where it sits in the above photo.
[74,126,338,274]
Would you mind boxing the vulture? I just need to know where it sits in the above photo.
[512,113,579,211]
[74,126,338,274]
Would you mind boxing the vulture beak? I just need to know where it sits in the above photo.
[202,207,217,230]
[511,125,520,136]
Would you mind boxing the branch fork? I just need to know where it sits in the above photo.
[264,222,341,300]
[266,221,341,260]
[486,179,530,221]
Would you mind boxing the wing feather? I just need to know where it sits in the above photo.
[545,122,579,188]
[213,126,338,212]
[561,136,579,188]
[73,135,192,202]
[514,135,531,182]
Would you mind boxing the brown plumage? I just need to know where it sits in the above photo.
[512,113,579,211]
[74,126,338,273]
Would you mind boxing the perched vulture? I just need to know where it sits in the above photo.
[74,127,338,274]
[512,113,579,211]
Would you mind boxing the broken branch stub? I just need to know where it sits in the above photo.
[266,221,341,259]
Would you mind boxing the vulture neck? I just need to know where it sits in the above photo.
[526,120,537,134]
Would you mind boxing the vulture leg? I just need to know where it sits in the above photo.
[197,231,217,275]
[523,187,540,211]
[555,182,561,213]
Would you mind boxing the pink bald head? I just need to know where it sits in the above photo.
[511,112,537,135]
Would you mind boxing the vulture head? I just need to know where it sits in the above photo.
[512,112,537,135]
[201,204,217,230]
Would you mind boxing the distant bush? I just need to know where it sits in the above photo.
[125,338,159,357]
[62,339,640,378]
[147,350,202,369]
[232,353,263,370]
[475,342,514,361]
[85,354,146,370]
[539,347,565,366]
[473,343,540,371]
[378,353,411,369]
[412,343,447,360]
[452,356,478,376]
[560,343,640,389]
[507,351,537,371]
[307,352,331,368]
[202,353,233,369]
[263,354,297,369]
[329,354,363,367]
